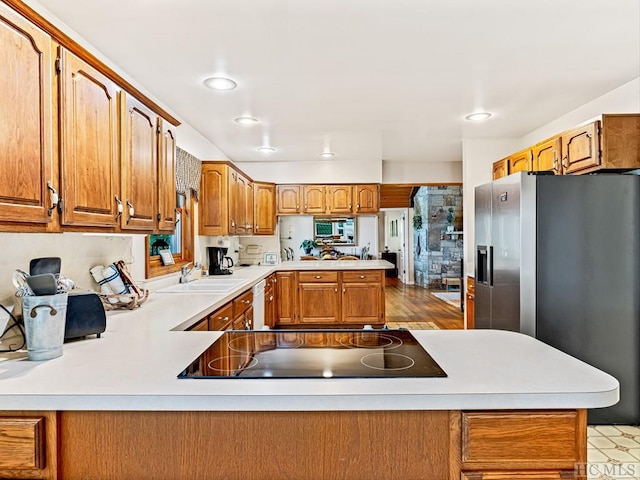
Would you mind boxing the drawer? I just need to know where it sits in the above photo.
[209,302,233,330]
[187,318,209,331]
[461,411,583,470]
[298,271,338,283]
[342,270,383,283]
[233,289,253,317]
[467,276,475,294]
[0,416,45,470]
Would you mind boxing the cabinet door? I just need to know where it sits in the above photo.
[245,180,254,235]
[121,93,158,230]
[275,271,298,325]
[264,286,276,329]
[508,149,532,174]
[233,172,247,235]
[253,182,276,235]
[199,163,229,235]
[228,169,239,234]
[0,5,53,225]
[157,120,176,232]
[59,49,121,228]
[561,122,600,174]
[492,159,509,179]
[532,137,561,174]
[354,185,379,214]
[276,185,301,214]
[303,185,326,214]
[327,185,352,214]
[342,283,383,324]
[299,282,340,323]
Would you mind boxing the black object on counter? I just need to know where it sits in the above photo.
[64,292,106,341]
[29,257,61,276]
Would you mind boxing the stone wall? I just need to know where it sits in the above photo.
[413,186,463,289]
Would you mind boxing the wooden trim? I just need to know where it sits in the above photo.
[1,0,180,126]
[449,411,463,480]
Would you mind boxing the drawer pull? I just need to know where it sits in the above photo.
[218,316,229,321]
[243,300,251,304]
[359,275,365,279]
[315,275,321,279]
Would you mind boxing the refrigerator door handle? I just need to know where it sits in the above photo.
[488,246,494,286]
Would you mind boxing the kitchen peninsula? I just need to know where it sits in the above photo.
[0,265,619,480]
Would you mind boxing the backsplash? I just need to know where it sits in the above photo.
[0,233,138,307]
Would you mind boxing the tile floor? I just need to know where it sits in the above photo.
[587,425,640,479]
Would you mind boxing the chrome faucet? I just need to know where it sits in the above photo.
[179,262,201,283]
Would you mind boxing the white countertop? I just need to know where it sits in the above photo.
[0,264,619,412]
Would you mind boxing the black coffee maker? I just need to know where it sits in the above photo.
[207,246,234,275]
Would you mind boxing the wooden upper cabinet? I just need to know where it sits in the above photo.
[120,93,158,231]
[244,179,254,235]
[492,159,509,179]
[228,169,239,234]
[276,185,301,215]
[327,185,352,214]
[354,185,379,214]
[199,162,229,236]
[0,4,53,225]
[303,185,326,214]
[508,149,533,174]
[561,122,600,174]
[532,137,561,174]
[254,182,276,235]
[59,48,120,228]
[234,172,248,235]
[157,120,176,232]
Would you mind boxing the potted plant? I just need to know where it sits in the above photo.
[446,208,455,232]
[300,239,317,255]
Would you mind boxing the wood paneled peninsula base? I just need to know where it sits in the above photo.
[2,408,587,480]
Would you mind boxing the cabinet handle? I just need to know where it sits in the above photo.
[562,155,569,169]
[231,218,235,227]
[114,196,123,220]
[334,288,337,293]
[359,275,365,279]
[218,316,229,321]
[243,299,251,304]
[126,200,135,224]
[315,275,321,279]
[343,288,346,293]
[269,295,273,301]
[357,204,360,209]
[304,205,308,210]
[296,204,299,209]
[46,182,59,217]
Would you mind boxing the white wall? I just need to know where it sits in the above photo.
[382,161,462,183]
[521,77,640,147]
[235,160,382,184]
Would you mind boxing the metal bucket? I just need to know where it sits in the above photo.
[22,293,68,361]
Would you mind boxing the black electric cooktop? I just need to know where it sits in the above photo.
[178,329,447,379]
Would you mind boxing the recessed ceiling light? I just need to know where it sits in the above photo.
[319,151,335,158]
[235,116,259,125]
[257,146,276,153]
[203,77,237,91]
[465,112,492,121]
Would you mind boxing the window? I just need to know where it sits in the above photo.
[145,193,194,278]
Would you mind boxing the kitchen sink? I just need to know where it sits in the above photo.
[157,278,247,294]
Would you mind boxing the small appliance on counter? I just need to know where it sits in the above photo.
[207,246,234,275]
[64,291,106,341]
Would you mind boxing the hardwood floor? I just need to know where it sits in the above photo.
[385,278,464,330]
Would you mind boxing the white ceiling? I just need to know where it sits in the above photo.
[30,0,640,165]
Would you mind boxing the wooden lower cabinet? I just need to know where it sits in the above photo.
[462,472,576,480]
[0,411,58,480]
[466,276,475,329]
[276,270,385,327]
[31,408,586,480]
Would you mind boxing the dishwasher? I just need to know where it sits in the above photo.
[251,279,266,330]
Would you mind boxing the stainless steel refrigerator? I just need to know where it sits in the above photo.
[475,172,640,425]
